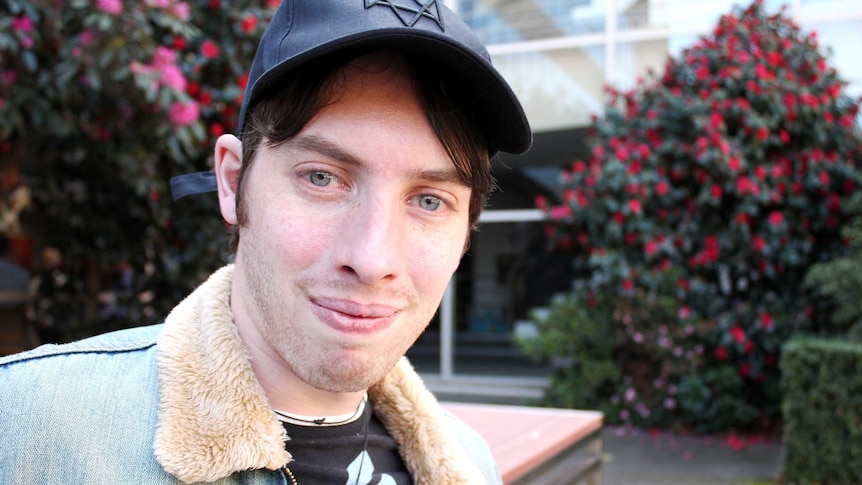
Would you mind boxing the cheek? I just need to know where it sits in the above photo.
[407,226,467,295]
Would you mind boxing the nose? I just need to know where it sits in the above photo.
[333,197,404,285]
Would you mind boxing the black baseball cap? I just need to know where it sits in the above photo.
[172,0,531,199]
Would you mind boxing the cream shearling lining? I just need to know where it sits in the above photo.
[154,265,486,484]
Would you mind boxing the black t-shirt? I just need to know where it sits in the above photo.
[281,402,411,484]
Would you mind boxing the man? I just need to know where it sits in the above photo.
[0,1,530,483]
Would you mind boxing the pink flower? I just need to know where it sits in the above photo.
[80,29,97,47]
[96,0,122,15]
[170,2,191,20]
[12,16,33,32]
[628,199,642,214]
[761,313,773,329]
[159,64,187,91]
[655,181,669,196]
[168,100,200,126]
[152,46,177,68]
[550,205,571,220]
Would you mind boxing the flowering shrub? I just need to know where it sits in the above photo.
[532,0,862,432]
[0,0,276,339]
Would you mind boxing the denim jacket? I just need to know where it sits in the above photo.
[0,265,501,484]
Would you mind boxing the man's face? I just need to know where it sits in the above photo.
[223,57,471,394]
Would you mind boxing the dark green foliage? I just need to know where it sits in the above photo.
[518,291,620,415]
[781,338,862,484]
[805,192,862,341]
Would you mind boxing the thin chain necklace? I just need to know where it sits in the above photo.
[280,396,372,485]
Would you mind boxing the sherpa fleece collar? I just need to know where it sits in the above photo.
[153,265,485,484]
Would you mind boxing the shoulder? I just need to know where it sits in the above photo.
[0,323,163,367]
[441,410,503,485]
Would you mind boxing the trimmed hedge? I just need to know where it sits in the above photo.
[781,338,862,484]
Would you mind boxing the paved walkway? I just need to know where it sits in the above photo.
[601,427,783,485]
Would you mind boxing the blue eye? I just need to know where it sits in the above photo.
[308,171,333,187]
[418,195,442,211]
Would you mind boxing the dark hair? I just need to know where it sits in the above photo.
[227,49,493,253]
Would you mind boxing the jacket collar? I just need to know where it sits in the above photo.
[153,265,485,483]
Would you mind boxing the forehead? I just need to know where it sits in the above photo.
[297,57,454,171]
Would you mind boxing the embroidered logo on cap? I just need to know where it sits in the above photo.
[364,0,444,31]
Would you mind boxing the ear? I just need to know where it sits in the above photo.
[214,134,243,225]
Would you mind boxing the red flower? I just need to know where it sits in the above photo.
[730,325,746,343]
[711,184,722,198]
[736,176,752,194]
[767,51,782,67]
[756,127,769,141]
[172,35,187,51]
[827,193,842,213]
[616,146,630,161]
[613,212,625,223]
[768,211,784,227]
[628,199,642,214]
[241,14,258,34]
[760,313,773,329]
[199,90,212,106]
[201,39,220,59]
[209,122,224,137]
[819,171,830,186]
[714,346,728,361]
[645,241,658,256]
[752,236,766,251]
[622,279,634,291]
[238,72,250,90]
[572,160,587,173]
[655,181,669,196]
[738,362,752,377]
[728,156,741,172]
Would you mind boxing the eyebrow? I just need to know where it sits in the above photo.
[284,134,470,187]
